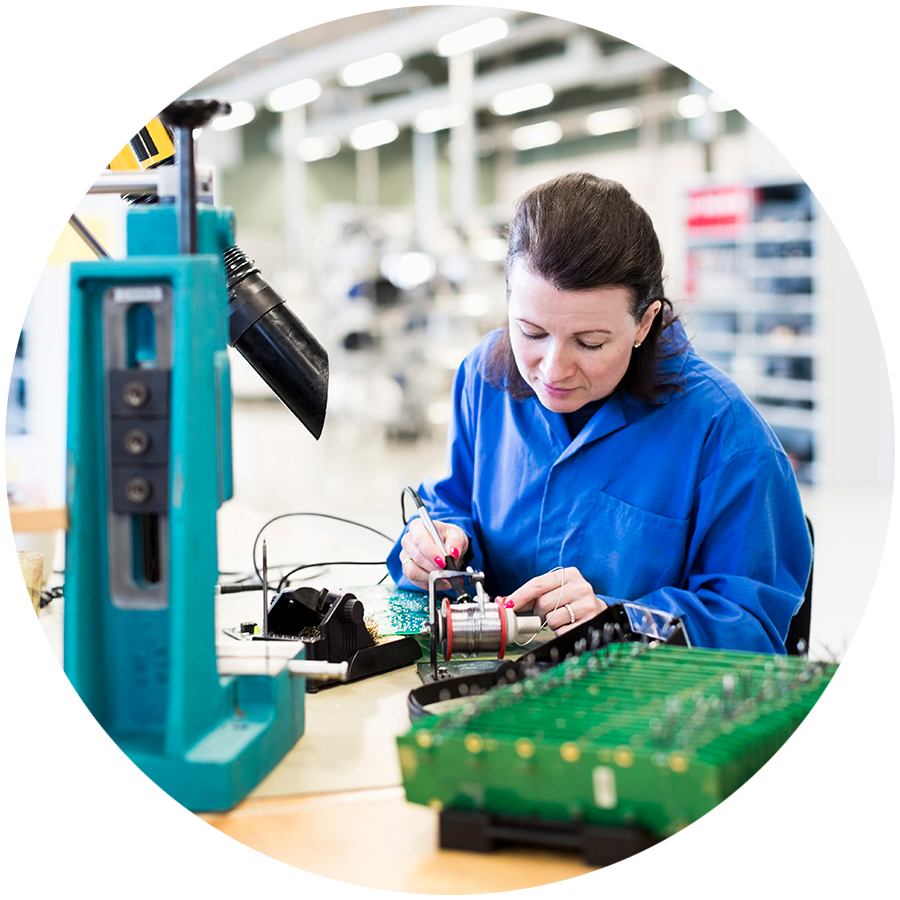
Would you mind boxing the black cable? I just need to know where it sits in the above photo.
[40,585,64,608]
[276,559,387,592]
[251,512,396,585]
[400,485,426,527]
[219,562,333,594]
[219,562,328,587]
[219,583,273,594]
[218,569,255,580]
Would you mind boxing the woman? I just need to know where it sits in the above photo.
[387,173,811,653]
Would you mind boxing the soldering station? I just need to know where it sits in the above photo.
[6,6,885,892]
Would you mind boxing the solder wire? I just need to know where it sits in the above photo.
[513,566,566,647]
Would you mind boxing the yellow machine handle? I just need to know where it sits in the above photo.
[28,6,175,171]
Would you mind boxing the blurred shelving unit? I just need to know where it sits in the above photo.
[685,176,894,486]
[683,180,820,484]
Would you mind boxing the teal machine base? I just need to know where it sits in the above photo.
[22,670,306,812]
[64,202,305,812]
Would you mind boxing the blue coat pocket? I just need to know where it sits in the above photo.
[575,490,692,599]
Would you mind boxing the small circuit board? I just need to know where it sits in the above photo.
[397,643,836,840]
[340,584,430,641]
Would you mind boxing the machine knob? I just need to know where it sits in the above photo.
[340,597,364,626]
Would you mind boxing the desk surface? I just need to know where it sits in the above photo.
[6,667,894,895]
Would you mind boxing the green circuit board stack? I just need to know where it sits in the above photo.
[397,643,836,837]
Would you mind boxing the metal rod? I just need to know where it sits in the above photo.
[6,141,109,259]
[173,126,197,254]
[262,539,269,638]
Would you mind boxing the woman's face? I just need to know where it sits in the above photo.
[507,260,660,413]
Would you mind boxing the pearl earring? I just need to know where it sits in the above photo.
[633,341,642,349]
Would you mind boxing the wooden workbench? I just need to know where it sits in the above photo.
[6,667,894,895]
[9,504,67,533]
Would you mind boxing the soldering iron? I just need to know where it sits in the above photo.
[402,486,471,603]
[402,486,543,679]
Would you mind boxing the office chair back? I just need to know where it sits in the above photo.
[785,516,814,656]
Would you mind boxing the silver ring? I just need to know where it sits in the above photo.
[564,603,575,624]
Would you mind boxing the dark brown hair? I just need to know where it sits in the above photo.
[485,172,681,404]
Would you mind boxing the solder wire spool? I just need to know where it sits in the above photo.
[397,643,837,840]
[442,598,508,660]
[439,596,543,660]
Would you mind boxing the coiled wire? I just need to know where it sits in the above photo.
[443,601,506,658]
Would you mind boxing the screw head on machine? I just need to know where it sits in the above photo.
[123,380,149,408]
[125,477,152,503]
[124,429,150,455]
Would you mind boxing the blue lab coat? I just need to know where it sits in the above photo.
[387,323,811,652]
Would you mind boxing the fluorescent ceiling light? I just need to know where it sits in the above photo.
[427,400,452,425]
[855,6,897,28]
[510,120,562,151]
[782,66,865,97]
[350,119,399,150]
[414,103,467,133]
[461,293,490,316]
[339,52,403,87]
[4,100,28,130]
[210,101,256,131]
[381,251,436,290]
[552,3,603,16]
[266,78,322,112]
[491,83,554,116]
[584,106,643,136]
[676,94,708,119]
[476,237,508,262]
[125,9,193,50]
[436,17,509,56]
[707,92,736,112]
[26,75,69,109]
[298,134,340,161]
[704,28,793,66]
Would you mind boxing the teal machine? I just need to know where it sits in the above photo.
[63,101,329,811]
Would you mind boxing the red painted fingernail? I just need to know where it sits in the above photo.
[503,599,515,609]
[434,556,446,569]
[450,547,460,559]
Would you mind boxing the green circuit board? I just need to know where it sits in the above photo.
[343,584,430,639]
[397,643,836,837]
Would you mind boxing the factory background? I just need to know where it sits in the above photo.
[11,6,891,664]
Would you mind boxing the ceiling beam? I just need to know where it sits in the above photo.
[183,6,517,104]
[301,40,666,141]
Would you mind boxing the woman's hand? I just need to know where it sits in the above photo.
[504,567,607,635]
[397,517,469,590]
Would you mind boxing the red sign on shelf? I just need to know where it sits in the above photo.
[686,185,753,234]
